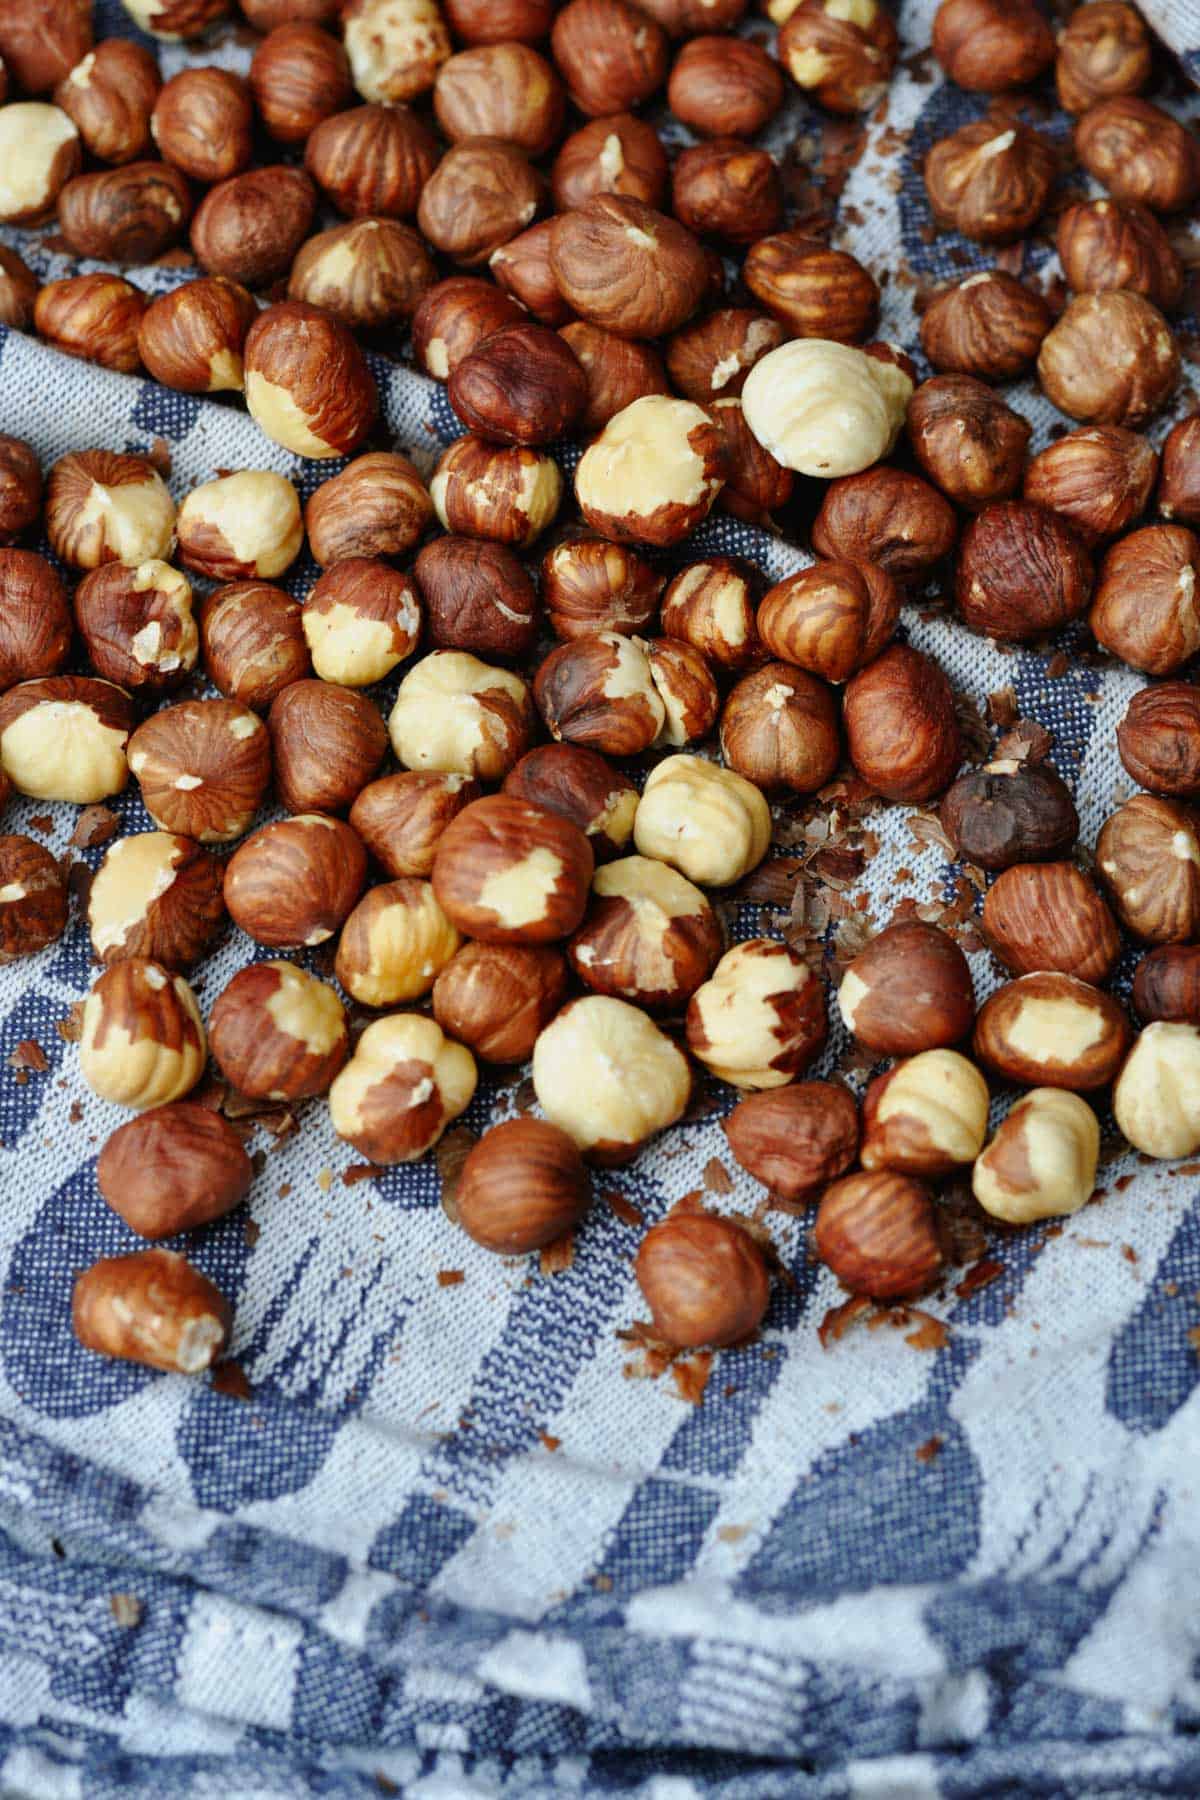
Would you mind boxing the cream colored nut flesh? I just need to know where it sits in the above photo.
[430,447,563,546]
[579,855,712,992]
[389,650,529,776]
[634,754,771,886]
[262,961,347,1072]
[575,396,724,539]
[303,593,420,687]
[178,472,303,579]
[70,469,176,569]
[0,104,80,223]
[1113,1021,1200,1159]
[865,1049,989,1169]
[688,939,819,1089]
[329,1012,476,1162]
[532,996,690,1156]
[88,832,190,958]
[742,340,911,478]
[344,0,451,103]
[973,1088,1100,1224]
[127,562,198,674]
[80,964,206,1110]
[122,0,203,35]
[1,696,129,803]
[336,881,461,1007]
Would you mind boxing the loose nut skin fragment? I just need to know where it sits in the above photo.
[432,941,567,1063]
[636,1213,770,1350]
[73,1251,231,1375]
[974,1089,1099,1224]
[328,1013,476,1165]
[574,395,726,547]
[569,854,721,1010]
[0,676,133,804]
[503,744,638,862]
[974,973,1132,1092]
[724,1080,859,1203]
[634,754,770,888]
[200,581,311,712]
[982,862,1121,984]
[812,466,957,586]
[1133,946,1200,1026]
[742,339,910,480]
[88,832,224,970]
[268,680,388,815]
[956,502,1093,642]
[244,301,377,461]
[532,995,690,1162]
[814,1173,943,1301]
[209,959,348,1099]
[0,549,71,687]
[1117,684,1200,797]
[843,644,961,804]
[80,958,206,1111]
[861,1050,989,1178]
[456,1118,590,1255]
[306,452,433,568]
[389,650,534,781]
[940,759,1078,871]
[1096,794,1200,945]
[224,814,367,949]
[1089,525,1200,676]
[350,772,481,879]
[97,1105,252,1239]
[839,922,975,1058]
[432,794,593,945]
[0,833,68,962]
[1024,426,1158,547]
[1113,1022,1200,1160]
[335,877,461,1006]
[688,937,825,1090]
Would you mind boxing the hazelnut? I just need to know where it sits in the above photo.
[0,548,71,686]
[531,994,690,1160]
[940,757,1078,870]
[861,1049,989,1178]
[919,271,1051,382]
[542,538,662,641]
[908,376,1030,511]
[665,309,782,405]
[574,396,725,547]
[389,650,534,779]
[724,1080,858,1202]
[243,300,376,461]
[34,273,145,373]
[956,501,1092,641]
[1056,0,1151,113]
[1158,415,1200,528]
[456,1119,589,1256]
[342,0,451,103]
[414,537,536,661]
[432,793,593,944]
[974,970,1131,1093]
[838,920,974,1056]
[1024,425,1158,546]
[0,833,68,961]
[490,221,572,327]
[635,753,770,886]
[289,218,436,330]
[151,68,253,183]
[225,813,366,948]
[1118,683,1200,797]
[268,679,387,815]
[814,1172,943,1301]
[0,675,131,802]
[432,940,567,1062]
[127,699,269,843]
[73,561,197,697]
[1038,292,1179,428]
[551,112,668,212]
[636,1212,770,1349]
[557,324,669,433]
[1056,199,1183,313]
[931,0,1053,91]
[744,233,877,343]
[430,436,562,547]
[0,245,37,330]
[329,1013,476,1164]
[411,277,525,381]
[569,854,721,1009]
[191,167,317,288]
[87,832,224,971]
[647,636,720,747]
[1132,945,1200,1025]
[720,663,839,795]
[304,102,439,218]
[72,1251,230,1376]
[417,137,543,266]
[122,0,232,37]
[503,744,638,861]
[973,1089,1100,1223]
[137,278,256,394]
[1096,793,1200,945]
[200,580,311,710]
[302,558,420,685]
[687,937,825,1089]
[672,140,781,245]
[778,0,899,112]
[757,559,898,683]
[434,42,562,155]
[54,41,161,165]
[335,877,461,1006]
[811,465,957,585]
[843,643,961,803]
[79,958,206,1111]
[706,395,794,528]
[97,1105,252,1239]
[45,450,173,573]
[535,632,665,756]
[305,451,433,567]
[0,101,81,223]
[982,862,1121,983]
[667,34,783,137]
[57,160,190,264]
[350,771,480,878]
[177,471,303,582]
[442,0,554,42]
[550,197,709,340]
[741,338,909,479]
[1089,523,1200,674]
[550,0,668,116]
[0,0,91,94]
[924,119,1056,244]
[1075,97,1200,213]
[1113,1022,1200,1160]
[448,323,586,447]
[250,22,352,143]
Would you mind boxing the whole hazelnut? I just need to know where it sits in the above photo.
[940,757,1078,870]
[1024,425,1158,546]
[931,0,1054,91]
[503,743,639,862]
[634,753,770,887]
[665,309,783,404]
[225,813,367,948]
[707,395,794,528]
[757,559,898,683]
[838,920,974,1057]
[636,0,746,29]
[306,452,432,567]
[0,101,80,223]
[741,338,910,479]
[301,558,420,685]
[723,1080,858,1203]
[54,41,161,165]
[973,1089,1100,1223]
[491,220,572,326]
[0,833,68,961]
[956,501,1092,642]
[351,771,480,878]
[1057,1,1150,113]
[0,549,70,686]
[456,1119,590,1255]
[908,376,1030,510]
[87,832,224,971]
[34,273,145,374]
[646,636,720,747]
[636,1212,770,1350]
[97,1105,251,1239]
[79,958,206,1111]
[250,22,352,143]
[411,277,526,381]
[289,218,436,329]
[660,557,757,669]
[672,140,781,245]
[57,160,191,264]
[1113,1022,1200,1160]
[268,679,387,815]
[152,68,253,183]
[777,0,899,113]
[1075,96,1200,213]
[1096,793,1200,945]
[550,197,709,339]
[1159,415,1200,528]
[720,663,840,795]
[128,698,270,842]
[200,580,311,711]
[448,323,586,447]
[919,271,1052,382]
[1039,291,1179,428]
[557,323,670,433]
[1056,199,1183,313]
[0,676,132,803]
[431,793,593,944]
[0,245,38,330]
[1132,945,1200,1025]
[574,396,725,547]
[550,0,668,115]
[433,940,567,1062]
[178,471,303,582]
[811,466,957,585]
[687,937,825,1090]
[667,35,783,136]
[414,537,537,661]
[73,1251,230,1376]
[1089,523,1200,675]
[335,877,461,1006]
[973,971,1131,1092]
[73,560,197,694]
[0,432,36,539]
[417,137,543,266]
[430,437,562,547]
[531,994,690,1161]
[535,633,665,756]
[389,650,534,779]
[982,862,1121,983]
[0,0,91,94]
[1118,683,1200,797]
[542,538,662,642]
[924,118,1056,243]
[861,1049,989,1177]
[137,278,256,394]
[304,103,439,217]
[122,0,232,37]
[243,300,376,460]
[569,854,721,1009]
[744,233,878,342]
[329,1013,476,1164]
[46,450,174,571]
[814,1172,943,1301]
[443,0,553,40]
[843,643,961,802]
[191,167,317,288]
[342,0,451,103]
[434,42,562,155]
[551,112,668,212]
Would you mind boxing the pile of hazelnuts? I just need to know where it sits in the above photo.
[1,0,1200,1377]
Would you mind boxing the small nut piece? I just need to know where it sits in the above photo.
[304,103,438,218]
[249,22,352,143]
[34,274,145,373]
[46,450,174,572]
[532,995,690,1161]
[542,538,662,642]
[636,1213,771,1350]
[551,112,668,212]
[575,396,725,547]
[74,561,198,694]
[919,271,1051,381]
[57,161,192,264]
[974,970,1131,1092]
[909,376,1031,511]
[551,198,709,341]
[269,680,387,815]
[1056,1,1150,113]
[634,754,770,887]
[667,34,782,137]
[1056,199,1183,313]
[742,339,909,479]
[1089,525,1200,675]
[839,921,974,1057]
[389,651,533,780]
[342,0,451,103]
[1075,97,1200,213]
[350,772,480,879]
[551,0,668,117]
[329,1013,476,1164]
[940,757,1078,870]
[1158,415,1200,528]
[152,68,253,183]
[974,1090,1100,1222]
[757,560,898,683]
[661,557,757,670]
[200,581,311,711]
[0,676,132,803]
[812,466,957,586]
[744,234,878,343]
[0,102,81,224]
[244,301,377,460]
[1118,684,1200,797]
[335,878,461,1006]
[72,1251,230,1376]
[88,832,224,970]
[456,1118,590,1255]
[191,166,316,288]
[1096,794,1200,945]
[306,451,433,568]
[503,744,639,862]
[777,0,899,113]
[843,644,961,803]
[289,218,436,330]
[932,0,1054,91]
[956,501,1092,642]
[137,279,257,394]
[432,941,567,1063]
[224,814,367,948]
[569,855,721,1009]
[720,663,840,795]
[924,119,1056,244]
[1133,946,1200,1025]
[417,137,543,266]
[723,1080,858,1203]
[687,938,825,1090]
[0,833,69,962]
[55,40,161,164]
[982,862,1121,983]
[0,548,71,686]
[1113,1022,1200,1159]
[80,958,206,1110]
[432,794,593,944]
[97,1105,251,1239]
[814,1173,943,1301]
[1024,425,1158,547]
[177,472,303,582]
[431,437,562,548]
[448,323,586,447]
[302,559,420,686]
[127,699,270,843]
[861,1050,989,1177]
[209,960,348,1099]
[1038,293,1179,429]
[123,0,232,41]
[535,633,665,757]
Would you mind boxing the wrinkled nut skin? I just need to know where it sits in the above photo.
[389,650,534,781]
[34,273,145,374]
[982,862,1121,984]
[328,1013,476,1165]
[456,1118,590,1255]
[542,538,662,642]
[1075,96,1200,213]
[350,771,480,879]
[744,233,878,343]
[814,1173,943,1301]
[535,633,665,757]
[434,42,564,156]
[0,675,133,804]
[72,1251,230,1376]
[302,558,420,686]
[334,877,461,1006]
[79,958,206,1111]
[448,323,587,447]
[178,472,303,583]
[210,959,348,1098]
[973,972,1132,1092]
[417,137,544,267]
[1056,199,1183,314]
[55,40,161,164]
[812,466,957,587]
[569,854,722,1009]
[1118,684,1200,797]
[1090,524,1200,676]
[757,560,898,683]
[0,549,71,686]
[843,644,961,804]
[137,278,256,394]
[661,556,758,670]
[575,396,726,548]
[249,22,352,144]
[1113,1021,1200,1160]
[57,161,191,264]
[636,1213,770,1350]
[414,537,536,662]
[838,920,974,1058]
[940,758,1078,870]
[1132,945,1200,1026]
[73,561,198,695]
[973,1089,1100,1224]
[1158,416,1200,528]
[532,992,691,1161]
[672,139,781,245]
[667,35,782,138]
[1038,292,1179,429]
[304,102,439,218]
[289,217,436,330]
[550,0,669,116]
[0,833,68,962]
[411,276,525,381]
[1056,0,1150,113]
[908,376,1030,511]
[88,832,224,970]
[0,0,92,93]
[432,794,594,945]
[268,680,388,815]
[723,1081,858,1203]
[305,452,432,568]
[127,699,270,843]
[503,743,638,862]
[777,0,899,113]
[46,449,174,572]
[191,167,316,288]
[931,0,1054,91]
[919,271,1051,382]
[432,940,567,1062]
[97,1105,252,1240]
[0,246,38,331]
[686,937,826,1090]
[551,112,668,212]
[152,68,253,183]
[1096,793,1200,945]
[200,581,311,711]
[860,1050,989,1178]
[224,813,367,948]
[550,197,709,340]
[491,219,572,326]
[666,309,782,404]
[956,502,1093,642]
[431,436,562,548]
[924,118,1056,244]
[720,662,840,795]
[1024,425,1158,547]
[243,300,377,460]
[558,323,669,433]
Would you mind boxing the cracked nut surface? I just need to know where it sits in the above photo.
[302,558,420,686]
[838,920,974,1057]
[80,957,206,1110]
[861,1049,989,1177]
[532,994,690,1161]
[0,675,132,802]
[88,831,224,970]
[224,813,367,948]
[634,753,770,887]
[389,650,533,780]
[687,937,825,1090]
[456,1117,590,1255]
[432,793,593,945]
[982,861,1121,983]
[329,1012,476,1164]
[569,854,721,1009]
[0,833,69,962]
[723,1079,859,1203]
[974,1088,1099,1224]
[127,698,270,843]
[97,1104,252,1239]
[1113,1021,1200,1159]
[636,1212,770,1350]
[335,877,461,1006]
[432,940,567,1063]
[73,1250,230,1375]
[74,560,198,693]
[973,972,1131,1091]
[209,959,349,1099]
[814,1171,943,1301]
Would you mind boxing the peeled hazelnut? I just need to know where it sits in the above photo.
[720,663,839,795]
[532,994,690,1161]
[54,41,161,165]
[551,0,668,115]
[940,757,1078,870]
[1056,199,1183,313]
[1132,946,1200,1025]
[342,0,451,103]
[430,437,562,548]
[335,877,460,1006]
[1075,97,1200,213]
[1112,1022,1200,1160]
[973,970,1131,1093]
[137,278,256,394]
[414,537,536,662]
[1096,793,1200,945]
[744,233,878,343]
[575,396,725,547]
[302,558,420,686]
[909,376,1030,511]
[0,833,68,961]
[1057,1,1150,113]
[982,862,1121,983]
[974,1089,1099,1223]
[389,650,533,780]
[0,0,91,94]
[417,137,543,266]
[557,324,669,433]
[97,1105,252,1239]
[268,679,387,815]
[569,854,721,1009]
[1118,683,1200,797]
[243,300,376,461]
[550,197,709,340]
[434,42,562,154]
[73,1251,230,1375]
[490,220,571,326]
[442,0,554,42]
[814,1172,943,1301]
[0,549,70,686]
[634,754,770,887]
[931,0,1053,90]
[812,466,957,585]
[0,676,132,803]
[1090,524,1200,675]
[80,958,206,1111]
[411,276,525,381]
[305,452,433,568]
[919,271,1051,382]
[1158,415,1200,528]
[666,310,783,405]
[456,1119,590,1255]
[647,636,719,747]
[924,119,1056,244]
[724,1080,858,1202]
[742,338,909,479]
[535,632,665,756]
[1038,292,1179,428]
[667,34,782,136]
[777,0,898,112]
[250,22,351,143]
[200,580,311,711]
[636,1212,770,1350]
[448,323,586,447]
[432,940,567,1062]
[73,561,196,695]
[432,793,593,944]
[0,245,38,330]
[128,699,269,843]
[672,140,781,245]
[122,0,232,38]
[0,101,81,223]
[46,450,173,573]
[88,832,224,971]
[551,112,668,212]
[34,273,145,373]
[304,102,438,217]
[178,471,303,582]
[956,501,1092,642]
[191,167,316,288]
[543,538,662,641]
[861,1050,989,1178]
[329,1013,476,1164]
[350,771,480,878]
[289,218,436,329]
[225,813,366,948]
[838,920,974,1057]
[1024,425,1158,546]
[687,937,825,1090]
[843,643,960,803]
[503,744,638,862]
[151,68,253,182]
[57,160,191,263]
[758,559,898,683]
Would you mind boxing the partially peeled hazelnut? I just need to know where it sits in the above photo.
[860,1049,989,1176]
[973,1089,1099,1223]
[686,937,825,1090]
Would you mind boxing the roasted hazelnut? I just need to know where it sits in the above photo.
[57,159,190,264]
[178,471,303,582]
[1113,1022,1200,1159]
[243,300,376,460]
[456,1119,590,1255]
[838,920,974,1057]
[636,1212,769,1349]
[665,310,782,405]
[575,396,725,547]
[250,22,351,143]
[908,376,1030,511]
[973,971,1131,1092]
[973,1088,1100,1222]
[724,1080,858,1202]
[0,101,81,223]
[743,233,877,343]
[634,753,770,886]
[414,537,536,661]
[87,831,223,970]
[301,558,420,686]
[433,42,562,155]
[503,744,638,862]
[389,650,533,779]
[127,699,270,842]
[636,0,746,29]
[720,663,839,795]
[551,112,668,212]
[1062,8,1148,110]
[305,453,432,569]
[1118,684,1200,797]
[0,245,37,330]
[0,549,70,685]
[531,994,690,1160]
[54,41,160,165]
[687,937,825,1089]
[122,0,232,37]
[335,877,461,1005]
[350,771,479,878]
[0,833,68,962]
[430,437,562,547]
[660,557,756,670]
[0,0,91,94]
[0,676,132,803]
[191,166,316,288]
[742,338,910,479]
[1089,524,1200,675]
[924,118,1056,244]
[79,958,206,1111]
[646,636,719,746]
[304,102,438,218]
[1075,96,1200,213]
[919,271,1052,382]
[1039,292,1178,428]
[443,0,553,40]
[557,323,668,432]
[46,450,174,572]
[667,34,782,136]
[550,197,708,340]
[137,278,256,394]
[931,0,1053,90]
[956,501,1092,642]
[812,465,957,585]
[73,1250,230,1375]
[151,68,253,183]
[861,1050,988,1178]
[757,559,898,683]
[329,1013,476,1163]
[534,633,664,757]
[1132,945,1200,1025]
[34,273,145,374]
[411,277,526,381]
[814,1172,943,1300]
[490,221,571,326]
[550,0,667,115]
[569,854,721,1009]
[433,940,567,1062]
[432,793,593,943]
[417,137,543,266]
[225,813,366,948]
[778,0,898,112]
[542,538,661,642]
[97,1105,251,1239]
[342,0,451,103]
[289,218,436,329]
[671,140,781,245]
[1024,425,1158,546]
[268,679,387,815]
[1156,416,1200,531]
[1096,793,1200,945]
[940,757,1078,870]
[1056,199,1183,314]
[706,395,794,527]
[448,323,586,448]
[982,861,1121,983]
[843,644,960,803]
[200,580,311,711]
[73,561,197,694]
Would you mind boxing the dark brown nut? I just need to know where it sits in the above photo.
[448,323,586,447]
[301,559,419,686]
[1024,425,1158,546]
[0,0,91,93]
[1096,793,1200,944]
[956,501,1093,642]
[535,632,664,756]
[1056,200,1183,313]
[667,34,783,136]
[551,112,668,212]
[636,0,745,30]
[550,0,668,115]
[636,1212,770,1349]
[304,103,438,218]
[549,197,709,339]
[124,0,232,37]
[329,1014,475,1165]
[289,218,435,329]
[432,793,593,944]
[74,561,197,694]
[342,0,451,102]
[1039,291,1179,428]
[665,309,782,404]
[812,466,957,586]
[433,42,562,155]
[1075,96,1200,213]
[430,437,562,547]
[931,0,1053,91]
[814,1172,943,1300]
[541,538,661,641]
[87,831,224,970]
[973,971,1131,1091]
[503,744,638,861]
[919,271,1052,381]
[335,877,462,1006]
[924,118,1056,244]
[0,833,67,961]
[432,940,567,1061]
[724,1081,858,1203]
[0,675,133,803]
[1118,683,1200,796]
[225,813,366,947]
[490,220,571,326]
[151,68,253,183]
[34,273,145,374]
[661,557,756,669]
[843,644,961,803]
[456,1118,590,1255]
[250,21,351,142]
[777,0,899,112]
[57,159,190,263]
[410,276,526,381]
[707,394,794,528]
[73,1251,229,1376]
[443,0,554,40]
[414,536,537,661]
[1057,1,1150,112]
[350,771,481,877]
[837,920,974,1056]
[0,439,40,546]
[0,100,81,223]
[46,450,174,570]
[1160,415,1200,527]
[78,957,205,1109]
[646,636,719,746]
[54,41,160,164]
[558,323,668,432]
[940,758,1078,870]
[757,559,898,683]
[0,245,37,329]
[575,396,725,547]
[127,699,270,842]
[1090,524,1200,675]
[982,862,1121,983]
[743,232,878,342]
[0,549,68,685]
[200,581,311,711]
[687,937,825,1088]
[671,140,781,245]
[389,650,534,779]
[191,167,316,288]
[243,300,376,461]
[908,375,1030,510]
[268,679,387,815]
[305,453,432,568]
[417,137,543,266]
[1132,945,1200,1024]
[178,472,302,582]
[720,662,840,794]
[97,1105,251,1239]
[568,853,721,1007]
[860,1050,989,1177]
[137,278,256,394]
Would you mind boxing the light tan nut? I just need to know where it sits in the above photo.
[973,1088,1100,1223]
[860,1049,989,1176]
[532,994,690,1162]
[335,877,461,1006]
[1112,1020,1200,1159]
[88,832,224,970]
[742,338,910,478]
[177,471,303,582]
[686,936,825,1089]
[388,650,534,781]
[633,753,770,887]
[301,558,420,687]
[0,102,80,223]
[342,0,451,103]
[329,1012,476,1163]
[80,957,206,1110]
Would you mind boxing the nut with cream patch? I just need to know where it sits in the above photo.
[0,675,132,803]
[860,1049,989,1177]
[1090,524,1200,675]
[814,1172,944,1300]
[209,959,348,1099]
[720,662,840,794]
[302,559,420,686]
[200,580,311,711]
[973,1088,1100,1223]
[88,831,224,971]
[329,1012,476,1164]
[723,1080,859,1203]
[431,436,562,547]
[982,861,1121,983]
[666,308,783,406]
[502,744,639,862]
[389,650,534,780]
[122,0,232,41]
[0,102,80,224]
[838,920,974,1057]
[55,40,161,164]
[137,278,257,395]
[777,0,898,112]
[177,471,303,582]
[411,276,524,381]
[0,549,71,687]
[0,833,69,962]
[46,450,174,571]
[742,338,909,479]
[349,771,481,879]
[647,636,719,747]
[1096,793,1200,945]
[551,112,668,211]
[335,877,461,1006]
[342,0,451,103]
[432,793,593,944]
[1113,1021,1200,1159]
[973,971,1131,1091]
[660,557,757,670]
[634,753,770,887]
[74,560,197,694]
[541,538,662,642]
[243,301,377,461]
[432,940,568,1063]
[80,957,206,1110]
[575,395,726,547]
[534,632,666,757]
[569,854,721,1010]
[72,1250,230,1375]
[224,813,367,948]
[97,1104,252,1239]
[127,699,270,843]
[289,217,436,329]
[34,273,146,373]
[532,994,690,1161]
[269,679,388,815]
[636,1211,771,1350]
[687,937,825,1090]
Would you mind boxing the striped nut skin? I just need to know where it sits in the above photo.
[137,278,257,394]
[456,1118,590,1256]
[503,745,638,862]
[152,67,254,183]
[414,537,538,662]
[534,633,665,757]
[1075,97,1200,214]
[79,959,206,1111]
[34,274,145,373]
[557,321,669,428]
[667,35,782,138]
[127,700,270,843]
[920,270,1052,381]
[88,833,225,970]
[45,450,174,571]
[329,1014,476,1164]
[0,0,92,94]
[661,556,758,669]
[860,1050,990,1177]
[434,43,564,155]
[955,501,1093,641]
[302,559,420,687]
[389,651,534,781]
[412,276,525,380]
[0,549,71,687]
[1024,426,1158,547]
[633,754,770,888]
[923,119,1056,245]
[550,0,668,118]
[932,0,1054,92]
[568,854,722,1010]
[743,235,879,343]
[687,938,826,1090]
[448,322,587,447]
[97,1104,252,1239]
[1095,794,1200,945]
[73,561,198,694]
[541,539,663,642]
[304,104,439,217]
[249,22,353,143]
[757,559,899,683]
[0,676,133,804]
[1159,415,1200,528]
[1055,199,1183,313]
[209,960,349,1100]
[1089,525,1200,675]
[550,112,668,213]
[1038,292,1179,430]
[57,161,192,264]
[531,995,690,1162]
[267,680,388,815]
[190,167,317,288]
[719,662,841,795]
[812,466,958,587]
[430,437,563,548]
[550,196,708,338]
[73,1250,231,1375]
[723,1080,859,1204]
[982,862,1122,983]
[973,1088,1100,1224]
[1113,1021,1200,1159]
[1056,5,1151,114]
[1132,945,1200,1025]
[289,217,436,329]
[574,396,726,547]
[335,877,461,1007]
[647,637,719,747]
[55,41,161,164]
[636,1213,771,1350]
[814,1171,944,1301]
[973,972,1132,1092]
[708,395,795,528]
[432,941,568,1063]
[843,645,962,803]
[125,0,233,43]
[306,452,433,566]
[0,834,68,962]
[838,921,975,1057]
[350,772,482,879]
[177,472,303,583]
[665,309,783,405]
[416,138,544,266]
[243,301,377,461]
[224,814,367,949]
[432,794,593,945]
[1117,683,1200,796]
[200,581,311,710]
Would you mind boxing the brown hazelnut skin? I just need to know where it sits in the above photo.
[551,113,668,213]
[432,794,594,945]
[924,119,1057,244]
[931,0,1054,92]
[665,309,782,404]
[302,559,420,685]
[34,274,146,375]
[249,22,352,144]
[1158,416,1200,529]
[434,43,564,157]
[661,556,758,670]
[417,138,544,267]
[550,197,709,339]
[443,0,554,40]
[57,160,192,266]
[558,323,669,433]
[200,581,311,713]
[723,1081,859,1205]
[225,813,367,949]
[635,1212,771,1349]
[503,744,638,863]
[350,772,482,879]
[456,1118,590,1255]
[843,645,962,804]
[919,272,1052,382]
[54,40,161,165]
[744,233,878,343]
[243,300,377,460]
[448,323,587,447]
[814,1173,943,1302]
[550,0,669,117]
[1056,200,1183,314]
[96,1105,252,1240]
[1089,524,1200,676]
[305,452,433,568]
[646,637,719,747]
[1039,292,1179,429]
[940,759,1079,871]
[209,960,348,1099]
[1024,426,1158,547]
[982,862,1121,984]
[137,278,257,394]
[0,0,91,93]
[88,833,225,972]
[414,537,538,661]
[1057,1,1150,113]
[542,538,663,641]
[1132,945,1200,1025]
[0,833,68,962]
[289,218,436,330]
[73,563,197,695]
[267,680,387,816]
[757,560,899,684]
[1075,97,1200,214]
[956,501,1093,642]
[777,0,899,113]
[0,246,38,331]
[908,376,1031,511]
[708,395,794,529]
[410,277,526,381]
[0,549,68,686]
[490,221,571,327]
[667,35,783,139]
[568,854,722,1008]
[534,635,664,757]
[432,941,567,1063]
[720,663,840,795]
[430,437,562,548]
[672,140,781,246]
[973,972,1132,1092]
[152,68,254,184]
[304,103,439,218]
[812,467,958,588]
[838,921,974,1057]
[72,1251,231,1377]
[126,698,271,843]
[1118,684,1200,797]
[0,444,42,547]
[1097,794,1200,945]
[191,167,316,288]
